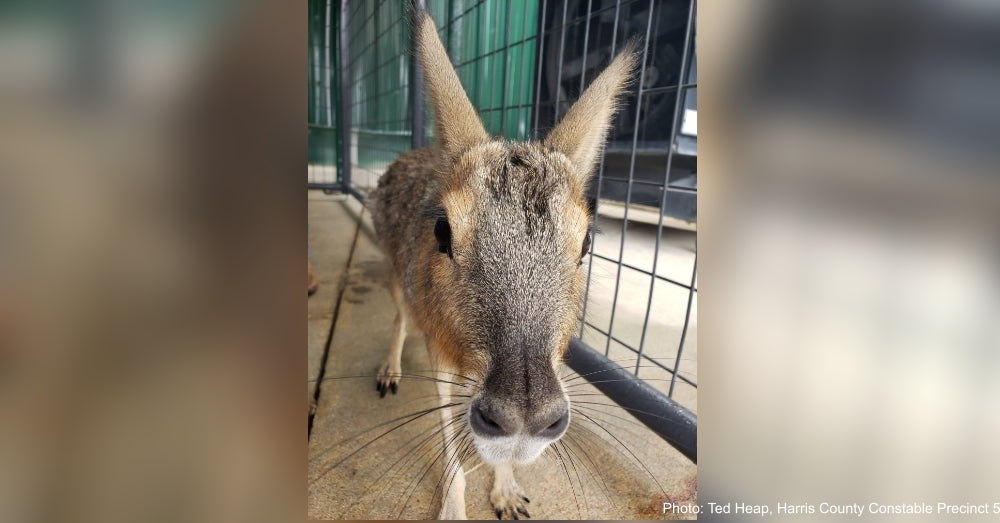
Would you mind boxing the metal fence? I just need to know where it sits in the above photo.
[308,0,340,187]
[312,0,697,462]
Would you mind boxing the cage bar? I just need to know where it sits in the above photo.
[313,0,698,463]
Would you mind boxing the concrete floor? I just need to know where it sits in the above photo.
[307,190,697,520]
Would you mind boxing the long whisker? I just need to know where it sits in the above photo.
[562,431,616,512]
[554,440,587,518]
[569,403,674,437]
[420,431,475,519]
[350,410,470,517]
[560,358,696,382]
[396,416,468,518]
[563,376,696,390]
[311,400,456,467]
[570,399,691,427]
[401,404,473,518]
[546,439,582,518]
[570,409,667,497]
[310,402,462,484]
[311,373,473,388]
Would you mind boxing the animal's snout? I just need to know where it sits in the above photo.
[467,344,571,464]
[535,406,570,439]
[469,401,514,437]
[469,396,569,441]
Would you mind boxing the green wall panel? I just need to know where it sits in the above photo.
[308,0,540,176]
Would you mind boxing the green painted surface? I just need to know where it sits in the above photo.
[309,0,540,174]
[308,0,341,175]
[429,0,539,141]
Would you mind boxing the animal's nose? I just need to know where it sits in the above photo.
[469,400,517,438]
[528,402,569,440]
[469,398,570,440]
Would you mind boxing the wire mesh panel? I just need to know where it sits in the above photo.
[532,0,698,412]
[335,0,541,197]
[427,0,540,141]
[323,0,697,450]
[308,0,340,187]
[339,1,415,194]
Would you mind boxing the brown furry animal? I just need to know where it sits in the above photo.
[369,10,637,520]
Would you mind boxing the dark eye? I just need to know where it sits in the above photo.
[580,233,592,260]
[434,217,452,258]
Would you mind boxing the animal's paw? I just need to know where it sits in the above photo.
[491,484,530,520]
[375,361,400,397]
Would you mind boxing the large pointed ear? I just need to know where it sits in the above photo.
[415,11,489,161]
[544,42,639,182]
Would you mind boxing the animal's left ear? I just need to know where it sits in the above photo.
[544,42,639,184]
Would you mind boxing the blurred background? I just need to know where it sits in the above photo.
[701,0,1000,514]
[0,1,305,522]
[1,0,998,521]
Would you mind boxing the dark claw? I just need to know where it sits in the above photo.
[512,513,519,520]
[495,509,503,519]
[517,507,529,518]
[390,382,398,394]
[520,496,530,504]
[379,386,387,398]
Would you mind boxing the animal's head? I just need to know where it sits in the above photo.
[414,12,637,465]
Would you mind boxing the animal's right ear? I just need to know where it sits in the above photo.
[544,41,639,184]
[415,11,489,162]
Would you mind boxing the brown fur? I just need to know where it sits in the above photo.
[544,41,639,181]
[367,9,638,519]
[371,142,595,376]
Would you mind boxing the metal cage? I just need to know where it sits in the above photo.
[310,0,697,462]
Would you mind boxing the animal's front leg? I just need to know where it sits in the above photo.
[490,463,530,519]
[376,281,406,396]
[433,363,467,519]
[438,466,467,520]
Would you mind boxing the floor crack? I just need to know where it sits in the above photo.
[308,203,363,438]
